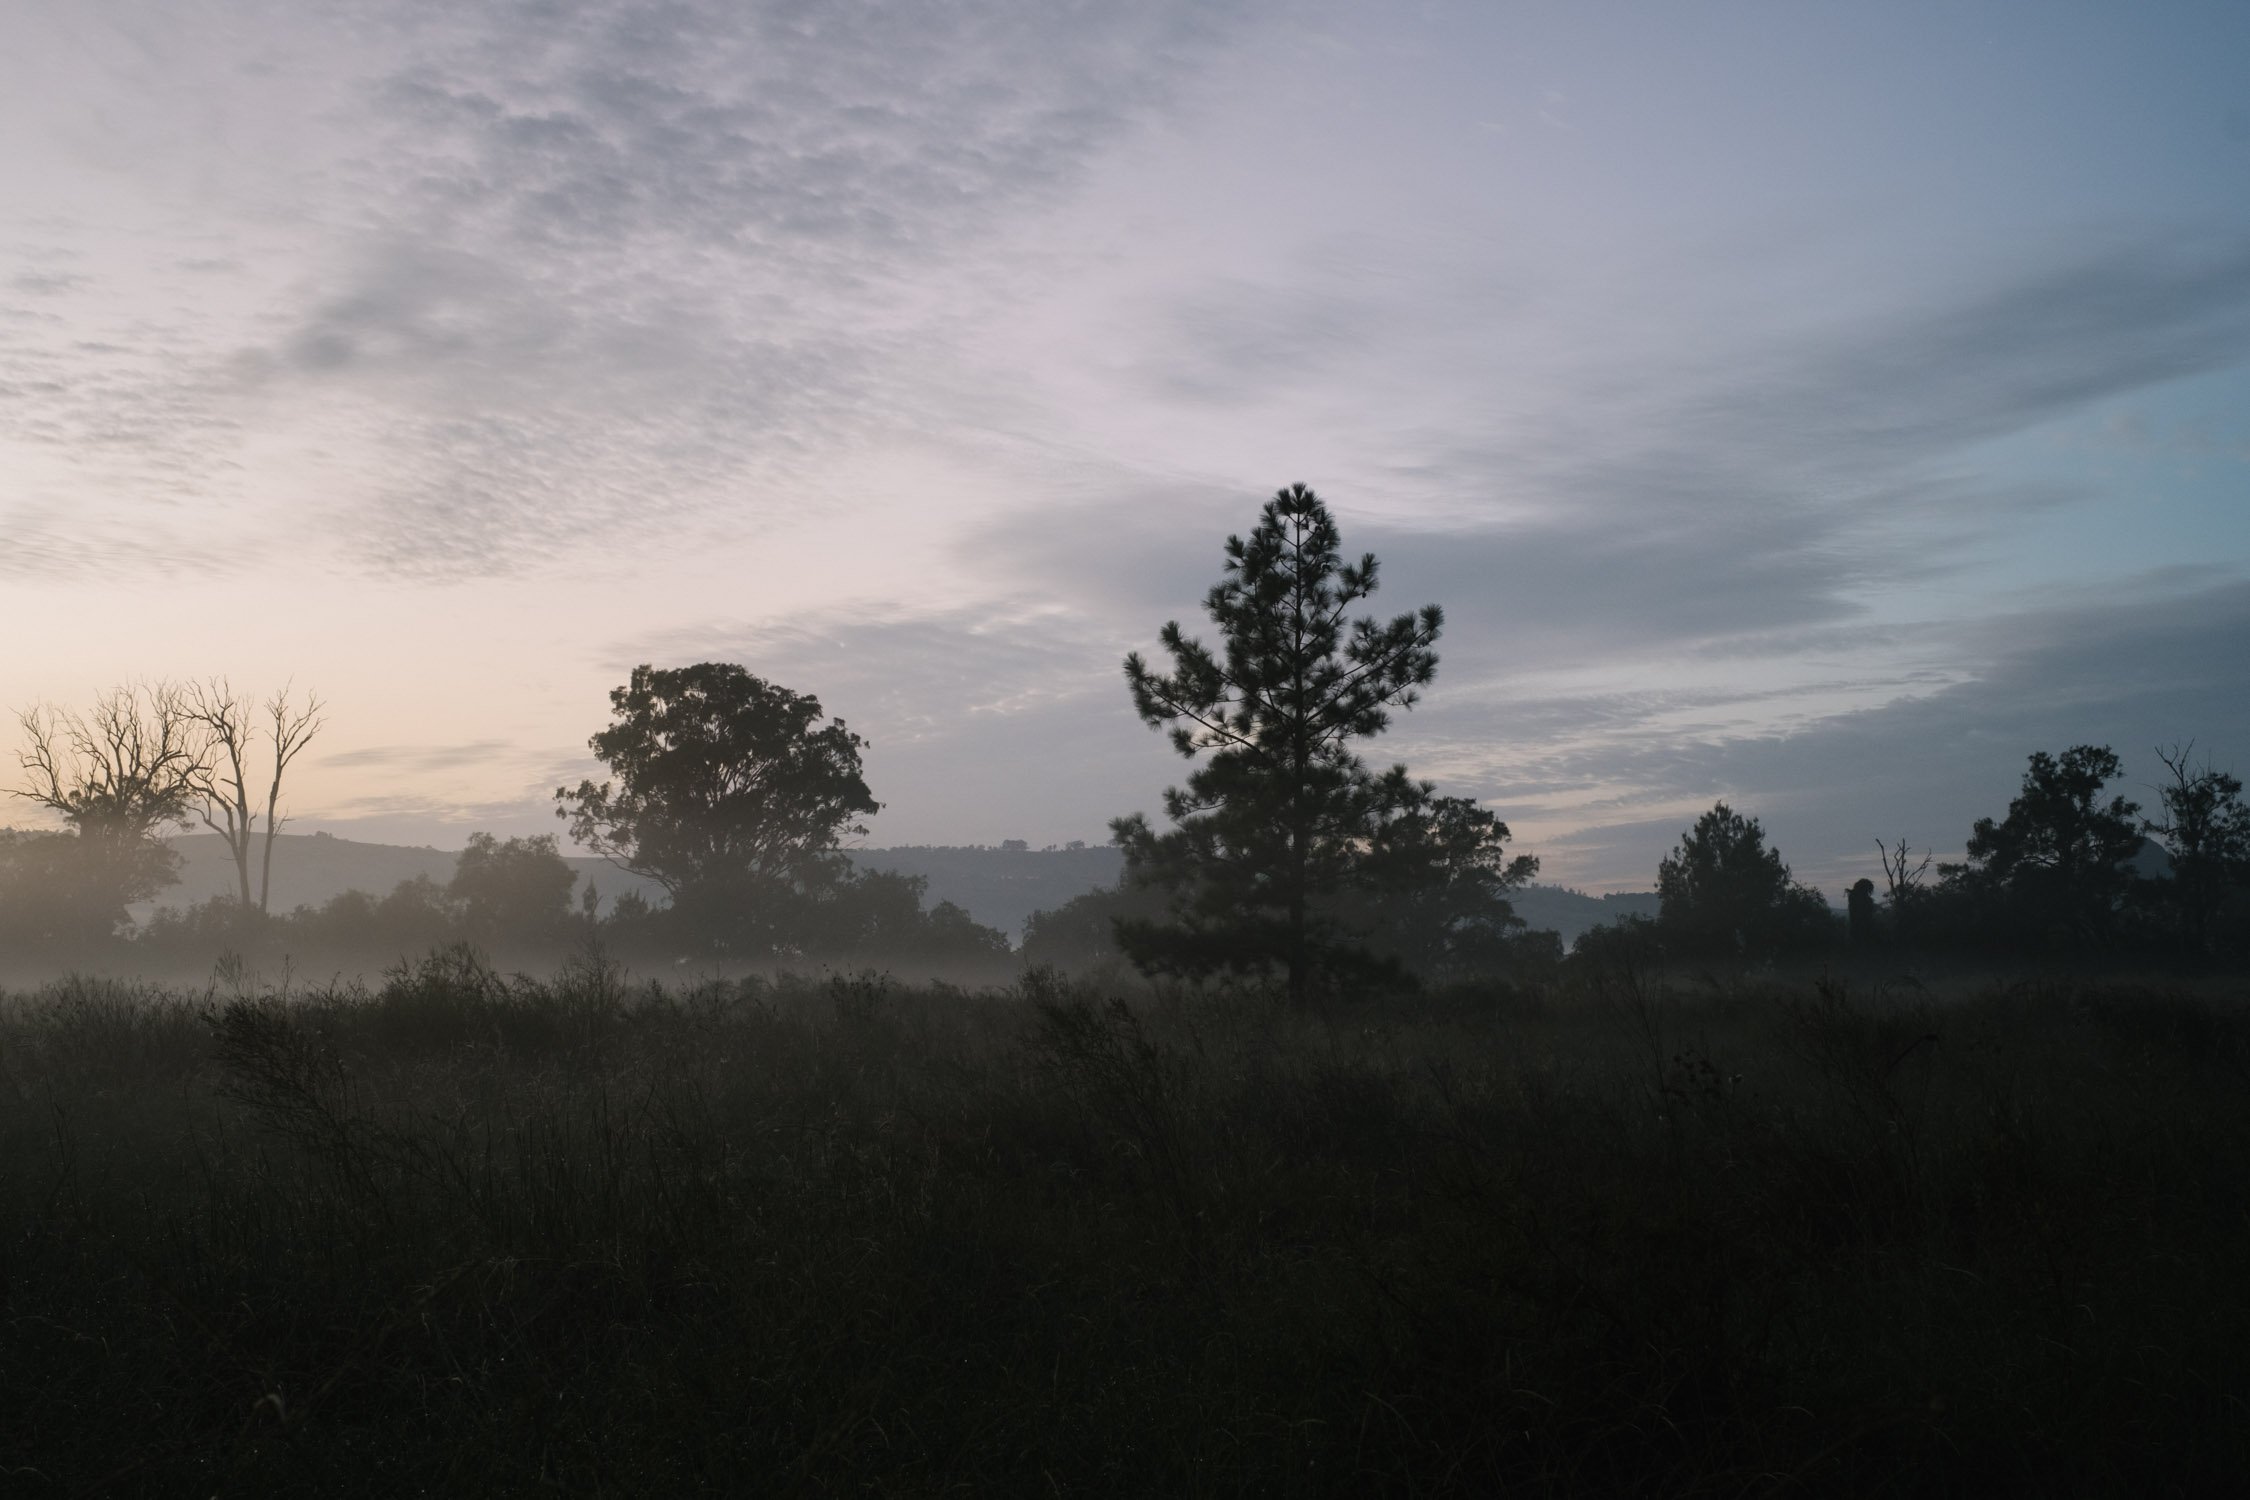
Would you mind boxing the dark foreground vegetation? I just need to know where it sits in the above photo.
[6,951,2248,1495]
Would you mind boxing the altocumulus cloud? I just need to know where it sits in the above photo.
[2,0,1260,580]
[275,0,1262,578]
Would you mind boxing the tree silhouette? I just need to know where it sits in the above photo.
[450,832,577,947]
[1348,774,1541,978]
[1955,745,2141,943]
[1846,878,1878,946]
[183,680,325,915]
[12,683,206,926]
[555,663,878,956]
[1656,802,1832,959]
[1875,837,1932,919]
[0,828,161,950]
[1114,484,1443,1002]
[2144,742,2250,956]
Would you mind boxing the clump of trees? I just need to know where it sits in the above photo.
[5,681,325,956]
[1869,741,2249,961]
[1654,802,1832,960]
[1572,740,2250,971]
[139,832,580,962]
[2143,743,2250,958]
[6,664,1012,972]
[1943,744,2146,945]
[554,662,1009,965]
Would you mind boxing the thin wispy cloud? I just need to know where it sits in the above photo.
[322,739,520,773]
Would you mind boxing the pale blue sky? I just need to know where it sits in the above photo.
[3,1,2246,895]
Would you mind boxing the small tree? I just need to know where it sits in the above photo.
[1955,745,2142,943]
[555,663,878,957]
[449,832,577,947]
[12,683,208,928]
[2144,742,2250,956]
[1020,874,1171,973]
[0,828,143,950]
[1114,484,1443,1003]
[1348,773,1541,978]
[1656,802,1832,960]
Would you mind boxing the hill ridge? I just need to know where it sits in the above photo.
[139,831,1656,946]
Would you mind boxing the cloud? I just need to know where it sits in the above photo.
[0,504,243,581]
[352,0,1246,257]
[269,0,1259,577]
[609,600,1183,844]
[3,0,1263,580]
[980,234,2250,661]
[320,738,519,773]
[1486,574,2250,892]
[1139,276,1401,406]
[0,249,257,536]
[617,601,1128,743]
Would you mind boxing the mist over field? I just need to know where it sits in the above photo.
[6,2,2250,1493]
[118,832,1655,970]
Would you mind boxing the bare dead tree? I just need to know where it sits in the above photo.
[184,681,327,914]
[257,686,326,915]
[17,684,207,838]
[14,683,212,909]
[1875,837,1932,910]
[185,679,258,907]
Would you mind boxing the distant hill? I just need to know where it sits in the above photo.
[148,834,1658,949]
[847,844,1125,940]
[1506,886,1661,949]
[150,832,669,919]
[843,847,1662,948]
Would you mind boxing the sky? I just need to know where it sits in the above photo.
[3,0,2248,896]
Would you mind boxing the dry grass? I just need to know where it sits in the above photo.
[3,949,2247,1495]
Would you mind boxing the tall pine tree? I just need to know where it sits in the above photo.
[1113,485,1444,1003]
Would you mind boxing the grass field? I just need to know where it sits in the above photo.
[4,947,2246,1495]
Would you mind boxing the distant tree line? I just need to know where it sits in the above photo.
[120,828,1009,970]
[1571,742,2250,971]
[6,490,2244,982]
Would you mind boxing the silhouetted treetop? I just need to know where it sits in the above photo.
[1953,744,2141,941]
[555,663,877,902]
[1656,802,1831,958]
[2144,742,2250,955]
[1116,484,1490,1001]
[1124,483,1442,764]
[14,683,205,851]
[10,683,209,932]
[450,832,576,945]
